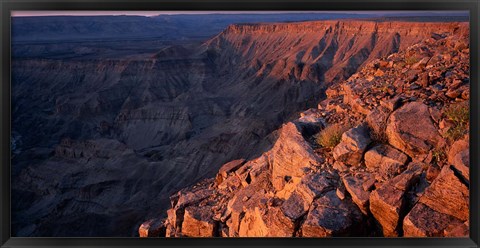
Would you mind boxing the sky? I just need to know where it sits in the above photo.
[11,10,469,17]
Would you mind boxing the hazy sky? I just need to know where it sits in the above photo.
[11,10,469,17]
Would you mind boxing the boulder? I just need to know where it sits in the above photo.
[369,164,423,236]
[380,95,403,112]
[342,173,372,215]
[447,137,469,182]
[281,191,311,221]
[444,221,469,237]
[418,166,469,222]
[239,207,295,237]
[138,218,166,237]
[333,124,371,166]
[280,171,335,220]
[295,172,336,202]
[225,181,270,237]
[403,203,463,237]
[364,144,409,180]
[386,102,444,158]
[215,159,246,185]
[365,107,390,141]
[301,190,363,237]
[271,123,320,191]
[174,187,213,210]
[181,205,217,237]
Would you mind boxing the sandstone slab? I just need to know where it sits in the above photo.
[342,173,372,215]
[403,203,463,237]
[301,191,363,237]
[364,144,409,180]
[419,166,469,222]
[182,205,217,237]
[386,101,444,158]
[333,124,371,166]
[369,164,423,236]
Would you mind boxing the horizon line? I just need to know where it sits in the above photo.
[11,10,469,17]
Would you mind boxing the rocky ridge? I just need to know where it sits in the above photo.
[139,26,470,237]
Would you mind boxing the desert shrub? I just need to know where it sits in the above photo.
[444,101,469,141]
[315,124,348,148]
[405,56,420,65]
[432,148,447,165]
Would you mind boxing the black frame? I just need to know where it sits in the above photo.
[0,0,478,247]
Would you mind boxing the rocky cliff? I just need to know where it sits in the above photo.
[11,19,468,237]
[139,23,470,237]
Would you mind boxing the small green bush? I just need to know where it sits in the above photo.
[444,101,469,141]
[315,124,348,148]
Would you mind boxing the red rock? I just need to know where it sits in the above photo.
[447,137,469,182]
[364,144,409,180]
[301,191,363,237]
[403,203,463,237]
[369,164,423,236]
[181,205,217,237]
[139,218,166,237]
[425,163,441,183]
[271,122,320,191]
[444,221,469,237]
[342,174,372,215]
[239,206,295,237]
[175,188,213,210]
[365,107,390,142]
[333,124,371,166]
[419,166,469,222]
[216,159,246,185]
[380,95,403,112]
[386,101,445,158]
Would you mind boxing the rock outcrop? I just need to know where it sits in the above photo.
[139,23,469,237]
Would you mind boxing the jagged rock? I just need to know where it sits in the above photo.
[139,218,166,237]
[295,172,336,202]
[425,163,441,183]
[369,164,423,236]
[333,161,349,172]
[174,188,213,210]
[279,171,335,220]
[365,107,390,141]
[403,203,463,237]
[181,205,217,237]
[444,221,469,237]
[225,180,271,237]
[239,206,295,237]
[364,144,409,180]
[271,122,320,191]
[342,173,372,215]
[380,95,403,112]
[301,191,363,237]
[386,101,444,158]
[447,137,469,182]
[281,191,310,221]
[216,159,246,185]
[217,174,242,192]
[418,165,469,222]
[333,124,371,166]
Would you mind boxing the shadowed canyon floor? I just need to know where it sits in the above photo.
[11,17,469,237]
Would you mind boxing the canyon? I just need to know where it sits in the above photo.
[11,16,469,237]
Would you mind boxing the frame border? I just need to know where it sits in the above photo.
[1,0,478,247]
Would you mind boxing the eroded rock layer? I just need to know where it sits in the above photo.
[140,23,469,237]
